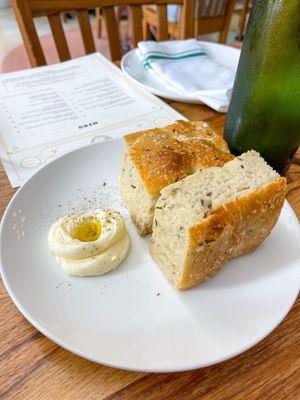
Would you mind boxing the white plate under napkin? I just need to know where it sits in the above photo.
[121,41,240,106]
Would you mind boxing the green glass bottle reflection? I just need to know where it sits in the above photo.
[224,0,300,175]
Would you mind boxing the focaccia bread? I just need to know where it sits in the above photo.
[119,120,234,235]
[150,151,286,290]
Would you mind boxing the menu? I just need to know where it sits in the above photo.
[0,53,184,187]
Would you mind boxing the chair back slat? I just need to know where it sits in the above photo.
[219,0,235,42]
[197,0,229,18]
[129,5,143,47]
[48,13,71,61]
[197,0,206,19]
[180,0,195,38]
[13,0,46,66]
[156,5,168,41]
[220,0,229,16]
[211,0,223,17]
[102,6,122,61]
[76,9,96,54]
[206,0,215,17]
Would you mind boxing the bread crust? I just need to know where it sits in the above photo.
[124,120,234,197]
[177,178,286,289]
[124,120,229,152]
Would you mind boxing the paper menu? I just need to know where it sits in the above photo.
[0,53,185,188]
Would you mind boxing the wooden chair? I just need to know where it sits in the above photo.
[235,0,252,40]
[95,7,102,38]
[96,6,129,39]
[143,0,236,44]
[12,0,194,67]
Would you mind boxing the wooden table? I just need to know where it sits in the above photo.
[0,101,299,400]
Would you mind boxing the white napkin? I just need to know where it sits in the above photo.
[137,39,235,112]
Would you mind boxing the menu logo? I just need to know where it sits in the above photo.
[78,121,99,129]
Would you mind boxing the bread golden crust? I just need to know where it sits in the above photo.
[124,120,234,197]
[177,177,286,290]
[124,120,229,152]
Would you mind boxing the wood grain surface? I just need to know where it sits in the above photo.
[0,101,299,400]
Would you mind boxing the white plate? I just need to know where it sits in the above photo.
[1,139,299,372]
[121,41,241,103]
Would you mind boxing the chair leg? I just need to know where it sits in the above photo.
[219,30,227,44]
[238,0,250,40]
[142,19,151,40]
[219,0,236,44]
[96,8,102,38]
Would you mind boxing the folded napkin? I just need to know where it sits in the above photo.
[137,39,235,112]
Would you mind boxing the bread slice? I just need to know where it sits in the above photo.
[119,120,234,235]
[149,151,286,290]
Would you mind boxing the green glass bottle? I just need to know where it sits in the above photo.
[224,0,300,175]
